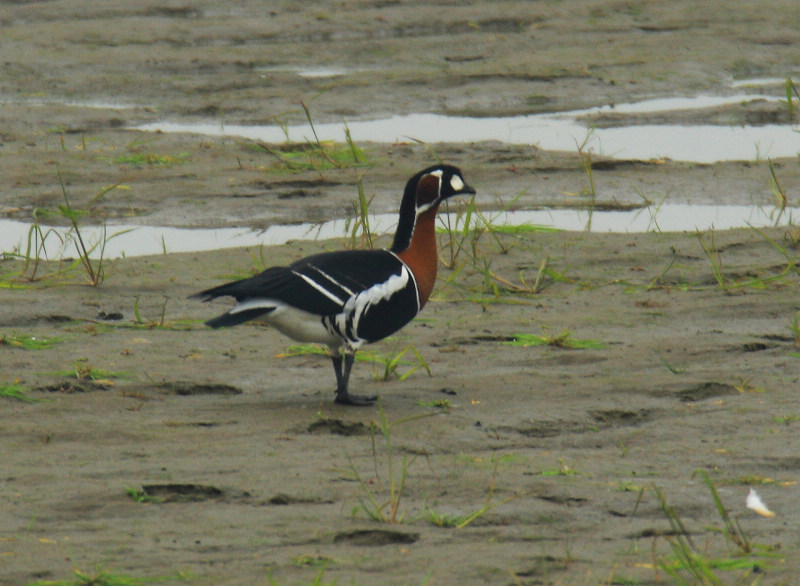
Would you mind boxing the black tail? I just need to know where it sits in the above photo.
[191,266,289,328]
[191,283,277,329]
[204,307,275,328]
[189,281,243,303]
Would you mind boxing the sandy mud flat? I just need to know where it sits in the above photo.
[2,1,800,584]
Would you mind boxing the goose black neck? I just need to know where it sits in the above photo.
[390,194,416,253]
[390,165,442,253]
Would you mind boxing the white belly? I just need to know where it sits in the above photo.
[259,305,341,347]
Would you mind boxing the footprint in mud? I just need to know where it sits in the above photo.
[434,334,516,346]
[333,529,419,546]
[589,408,656,427]
[502,419,586,438]
[4,313,73,327]
[97,310,124,320]
[306,418,370,436]
[267,493,334,505]
[139,483,250,503]
[39,381,111,393]
[741,341,770,352]
[154,382,243,396]
[676,382,738,402]
[501,408,657,439]
[536,494,588,507]
[514,555,570,578]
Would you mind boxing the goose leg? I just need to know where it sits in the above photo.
[331,350,345,392]
[332,349,376,406]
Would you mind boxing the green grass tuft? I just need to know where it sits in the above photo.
[0,334,62,350]
[504,330,606,349]
[649,470,783,584]
[254,102,371,176]
[278,343,431,382]
[114,152,189,166]
[49,361,132,382]
[27,566,192,585]
[0,382,38,403]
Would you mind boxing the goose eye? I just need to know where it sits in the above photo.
[450,175,464,192]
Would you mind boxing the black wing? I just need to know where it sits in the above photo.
[192,249,414,329]
[308,251,421,345]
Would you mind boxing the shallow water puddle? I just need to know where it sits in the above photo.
[256,65,373,78]
[136,93,799,163]
[3,97,139,110]
[728,77,789,89]
[1,204,794,259]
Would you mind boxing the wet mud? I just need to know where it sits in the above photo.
[2,1,800,584]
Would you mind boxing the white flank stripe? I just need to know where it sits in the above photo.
[292,270,345,306]
[229,297,279,314]
[390,252,420,308]
[346,268,410,336]
[309,265,356,296]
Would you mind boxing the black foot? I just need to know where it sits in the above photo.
[334,390,377,406]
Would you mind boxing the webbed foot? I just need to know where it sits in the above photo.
[334,390,377,406]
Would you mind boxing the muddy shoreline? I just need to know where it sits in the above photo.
[2,1,800,584]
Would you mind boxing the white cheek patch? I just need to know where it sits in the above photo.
[450,175,464,192]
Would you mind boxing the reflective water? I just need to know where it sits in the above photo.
[728,77,788,88]
[2,97,138,110]
[2,204,794,260]
[136,93,799,163]
[4,85,797,259]
[256,65,371,78]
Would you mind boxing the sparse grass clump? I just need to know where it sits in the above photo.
[125,487,162,504]
[0,382,38,403]
[432,193,571,305]
[27,566,192,585]
[437,192,556,268]
[0,333,62,349]
[346,403,511,527]
[255,102,370,177]
[50,361,131,382]
[642,469,783,584]
[255,140,366,175]
[784,76,799,121]
[12,170,131,286]
[422,458,513,528]
[789,312,800,358]
[111,136,190,167]
[504,329,606,349]
[344,173,376,250]
[414,398,451,411]
[278,343,430,382]
[773,411,800,424]
[348,403,422,524]
[696,225,800,292]
[114,152,189,167]
[539,458,579,477]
